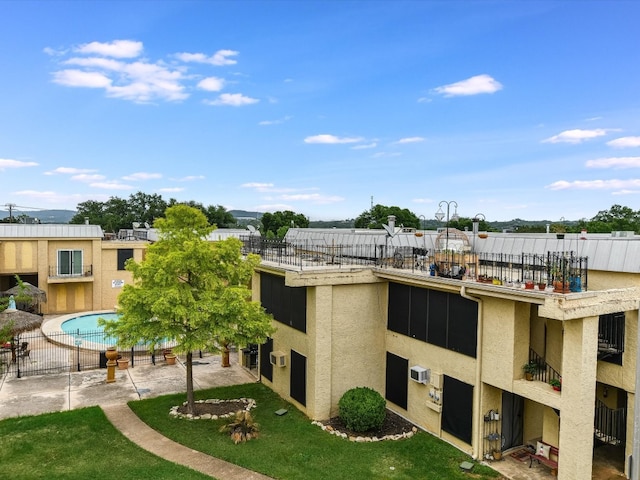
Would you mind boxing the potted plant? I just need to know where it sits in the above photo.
[549,378,562,391]
[522,361,538,381]
[117,356,130,369]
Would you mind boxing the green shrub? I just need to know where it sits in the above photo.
[338,387,386,432]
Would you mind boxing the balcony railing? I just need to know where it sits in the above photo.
[240,237,588,292]
[48,265,93,278]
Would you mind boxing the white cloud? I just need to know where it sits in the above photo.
[607,136,640,148]
[351,142,377,150]
[71,174,106,182]
[173,175,205,181]
[64,57,124,70]
[197,77,225,92]
[0,158,39,170]
[46,167,96,175]
[205,93,259,106]
[122,172,162,181]
[175,49,238,66]
[586,157,640,169]
[52,69,113,88]
[259,116,292,126]
[304,134,364,144]
[546,179,640,190]
[432,74,503,97]
[542,128,609,144]
[90,181,133,190]
[76,40,143,58]
[412,198,435,204]
[394,137,425,144]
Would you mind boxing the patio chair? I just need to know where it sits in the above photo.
[20,341,28,352]
[17,349,30,361]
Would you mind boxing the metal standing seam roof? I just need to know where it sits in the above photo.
[284,228,640,274]
[0,224,104,238]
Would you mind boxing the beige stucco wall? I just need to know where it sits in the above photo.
[0,240,38,273]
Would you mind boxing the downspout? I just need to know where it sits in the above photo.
[461,285,483,460]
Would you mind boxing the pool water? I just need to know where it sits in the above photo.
[61,312,121,345]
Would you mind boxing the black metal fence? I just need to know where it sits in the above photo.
[241,237,589,292]
[1,329,178,378]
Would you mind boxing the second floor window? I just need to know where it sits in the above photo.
[58,250,83,276]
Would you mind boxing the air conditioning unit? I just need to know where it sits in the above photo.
[430,372,443,389]
[410,366,430,384]
[270,351,286,367]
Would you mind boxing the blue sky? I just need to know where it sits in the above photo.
[1,1,639,222]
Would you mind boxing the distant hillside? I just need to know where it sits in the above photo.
[0,209,76,223]
[229,209,263,220]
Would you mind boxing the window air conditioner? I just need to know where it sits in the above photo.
[270,351,287,367]
[410,366,430,384]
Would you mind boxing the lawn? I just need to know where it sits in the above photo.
[129,382,502,480]
[0,407,212,479]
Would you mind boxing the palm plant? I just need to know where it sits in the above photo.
[219,410,260,444]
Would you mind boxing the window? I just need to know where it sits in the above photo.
[117,249,134,270]
[260,273,307,333]
[290,349,306,406]
[442,375,474,444]
[385,351,408,409]
[260,338,273,381]
[599,312,625,365]
[388,282,478,357]
[57,250,83,276]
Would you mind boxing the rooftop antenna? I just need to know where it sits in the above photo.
[144,222,150,229]
[247,225,256,233]
[132,222,140,228]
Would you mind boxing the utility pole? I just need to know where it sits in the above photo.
[5,203,16,223]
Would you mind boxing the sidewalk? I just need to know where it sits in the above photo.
[0,351,255,420]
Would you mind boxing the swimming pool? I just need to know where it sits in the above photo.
[60,312,121,346]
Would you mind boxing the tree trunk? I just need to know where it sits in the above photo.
[186,351,195,414]
[222,342,230,367]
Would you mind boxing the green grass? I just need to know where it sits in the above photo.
[0,407,212,480]
[129,382,502,480]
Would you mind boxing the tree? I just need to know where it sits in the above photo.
[204,205,236,228]
[354,204,420,229]
[588,204,640,233]
[100,205,274,413]
[261,210,309,237]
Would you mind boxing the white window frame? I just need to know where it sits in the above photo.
[57,249,83,276]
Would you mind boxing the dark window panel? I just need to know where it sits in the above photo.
[385,351,408,409]
[442,375,474,444]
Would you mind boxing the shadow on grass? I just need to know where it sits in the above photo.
[128,382,502,480]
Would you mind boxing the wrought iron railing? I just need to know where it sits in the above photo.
[48,265,93,278]
[528,348,562,384]
[241,237,588,292]
[594,399,625,446]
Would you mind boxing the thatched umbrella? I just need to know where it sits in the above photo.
[3,282,47,314]
[0,307,43,362]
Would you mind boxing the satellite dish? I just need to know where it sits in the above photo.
[382,224,402,238]
[144,222,150,229]
[132,222,140,228]
[247,225,256,233]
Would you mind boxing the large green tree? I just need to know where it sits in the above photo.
[261,210,309,237]
[100,205,274,413]
[354,204,420,229]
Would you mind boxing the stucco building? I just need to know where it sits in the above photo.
[1,222,639,479]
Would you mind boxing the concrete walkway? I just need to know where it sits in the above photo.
[103,403,272,479]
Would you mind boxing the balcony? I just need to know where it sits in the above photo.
[48,265,94,283]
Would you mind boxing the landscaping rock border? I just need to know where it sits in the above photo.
[311,420,418,442]
[169,398,256,420]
